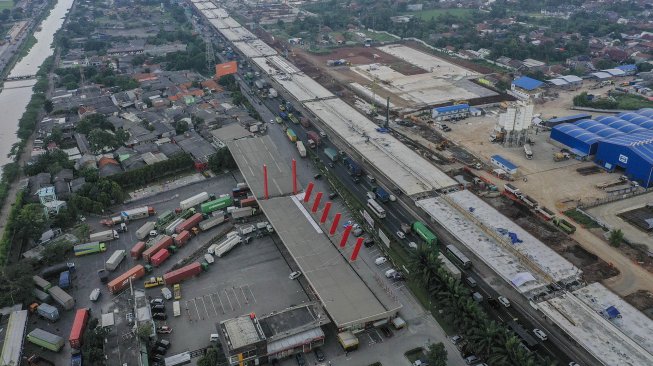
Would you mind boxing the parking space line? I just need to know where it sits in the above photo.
[184,301,192,321]
[240,286,249,304]
[224,289,234,311]
[200,296,210,318]
[216,292,226,314]
[193,298,202,320]
[207,294,218,316]
[247,285,257,304]
[231,287,241,308]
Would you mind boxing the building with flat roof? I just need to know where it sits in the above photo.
[219,313,267,365]
[490,154,518,175]
[0,310,28,366]
[431,104,470,121]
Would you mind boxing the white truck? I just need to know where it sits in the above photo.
[199,215,226,231]
[268,88,278,98]
[524,143,533,160]
[238,225,256,236]
[215,235,242,258]
[136,222,156,240]
[256,221,274,234]
[231,207,256,219]
[90,230,119,242]
[207,243,219,255]
[296,141,306,158]
[105,250,126,271]
[173,301,181,317]
[180,192,210,210]
[165,218,184,235]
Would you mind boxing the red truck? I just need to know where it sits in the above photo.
[69,308,89,349]
[151,249,171,267]
[240,197,258,208]
[163,262,201,285]
[108,265,146,293]
[130,241,146,259]
[174,230,191,247]
[306,131,321,148]
[142,236,173,262]
[175,213,203,234]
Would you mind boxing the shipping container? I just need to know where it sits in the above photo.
[27,328,64,352]
[215,235,242,258]
[89,230,119,242]
[175,213,203,234]
[239,197,258,208]
[37,303,59,322]
[143,236,174,262]
[174,230,191,247]
[121,206,155,221]
[68,308,89,349]
[107,265,146,293]
[47,286,74,310]
[106,250,126,271]
[33,275,52,292]
[231,207,255,219]
[199,215,226,231]
[286,128,298,142]
[136,221,156,240]
[201,196,233,214]
[324,147,339,162]
[151,249,171,267]
[179,192,210,210]
[163,262,201,285]
[74,242,106,256]
[412,221,437,246]
[156,210,175,227]
[131,241,146,259]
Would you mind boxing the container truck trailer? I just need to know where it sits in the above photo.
[121,206,155,221]
[201,196,233,214]
[105,250,126,271]
[215,235,242,258]
[151,249,171,267]
[27,328,64,352]
[179,192,210,210]
[199,215,226,231]
[163,262,202,285]
[136,221,156,240]
[40,262,75,279]
[231,207,256,219]
[412,221,437,246]
[143,236,174,262]
[36,303,59,322]
[108,265,146,293]
[324,147,339,162]
[68,308,89,349]
[156,210,175,227]
[131,241,146,259]
[47,286,74,310]
[164,218,184,235]
[175,213,203,234]
[90,230,119,242]
[33,288,51,302]
[239,197,257,208]
[174,230,191,246]
[74,242,106,256]
[286,128,298,142]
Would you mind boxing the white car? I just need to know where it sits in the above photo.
[396,231,406,239]
[498,296,511,307]
[289,271,302,280]
[533,328,548,341]
[161,287,173,300]
[269,119,274,124]
[375,257,388,265]
[89,288,101,302]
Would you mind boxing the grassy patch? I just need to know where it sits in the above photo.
[564,209,601,228]
[406,8,475,20]
[0,0,13,11]
[404,347,424,363]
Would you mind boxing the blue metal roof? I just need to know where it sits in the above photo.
[434,104,470,113]
[547,113,591,123]
[553,123,602,144]
[512,76,544,91]
[616,64,637,72]
[490,154,517,170]
[602,131,653,165]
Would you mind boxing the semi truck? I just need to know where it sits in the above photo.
[174,230,191,246]
[324,147,339,162]
[307,131,321,147]
[201,196,233,214]
[106,250,126,271]
[131,241,146,259]
[68,308,89,349]
[180,192,210,210]
[136,221,156,240]
[176,213,203,234]
[101,206,155,226]
[36,303,60,322]
[143,236,174,262]
[90,230,119,242]
[296,141,307,157]
[27,329,65,352]
[151,249,171,267]
[47,286,74,310]
[231,207,256,219]
[164,218,184,236]
[287,128,298,142]
[108,265,146,293]
[163,262,202,285]
[74,242,106,256]
[215,234,242,258]
[199,215,226,231]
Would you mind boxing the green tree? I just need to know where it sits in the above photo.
[426,342,447,366]
[609,229,624,247]
[175,119,189,134]
[197,347,219,366]
[136,323,153,340]
[208,149,237,173]
[16,204,47,241]
[44,99,54,113]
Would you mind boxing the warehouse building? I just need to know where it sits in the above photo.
[549,109,653,187]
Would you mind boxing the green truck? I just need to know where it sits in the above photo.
[156,210,175,228]
[201,196,234,214]
[74,242,107,256]
[289,113,299,124]
[27,328,64,352]
[553,217,576,234]
[412,221,437,246]
[324,147,339,162]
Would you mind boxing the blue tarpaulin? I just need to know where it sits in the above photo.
[508,232,523,244]
[605,306,621,319]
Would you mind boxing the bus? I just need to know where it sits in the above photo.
[412,221,437,246]
[445,245,472,269]
[367,199,386,219]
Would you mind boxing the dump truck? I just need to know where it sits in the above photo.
[90,230,119,242]
[180,192,210,210]
[296,141,307,157]
[107,265,146,293]
[37,303,59,322]
[324,147,339,162]
[74,242,106,256]
[286,128,298,142]
[144,276,165,288]
[106,250,126,271]
[176,213,203,234]
[553,152,570,162]
[47,286,74,310]
[201,196,234,214]
[136,221,156,240]
[27,329,64,352]
[199,215,226,231]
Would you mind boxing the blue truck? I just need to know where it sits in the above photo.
[71,352,82,366]
[374,187,390,203]
[279,111,288,120]
[343,157,362,176]
[58,271,70,289]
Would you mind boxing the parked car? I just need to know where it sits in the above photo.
[396,231,406,239]
[464,355,481,365]
[152,346,167,355]
[161,287,172,300]
[289,271,302,280]
[89,288,101,302]
[380,326,393,338]
[295,352,306,366]
[151,304,166,313]
[152,313,168,321]
[375,257,387,265]
[313,348,325,362]
[156,339,171,348]
[328,192,338,199]
[498,296,511,307]
[363,237,374,247]
[533,328,547,341]
[126,313,134,324]
[151,298,164,306]
[451,335,463,345]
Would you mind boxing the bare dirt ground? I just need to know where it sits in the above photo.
[300,46,428,75]
[624,290,653,319]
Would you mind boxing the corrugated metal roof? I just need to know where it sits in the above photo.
[560,75,583,83]
[512,76,544,91]
[434,104,470,113]
[591,72,612,79]
[490,154,517,170]
[616,64,637,72]
[603,68,626,76]
[547,78,568,86]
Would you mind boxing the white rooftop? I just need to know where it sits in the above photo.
[209,17,240,29]
[0,310,28,366]
[304,98,457,195]
[378,44,478,77]
[539,293,653,366]
[218,27,256,42]
[573,283,653,355]
[266,55,301,75]
[233,40,278,58]
[193,1,216,10]
[202,7,229,19]
[272,73,334,101]
[447,190,581,283]
[416,197,546,295]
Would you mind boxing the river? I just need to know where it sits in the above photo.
[0,0,74,167]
